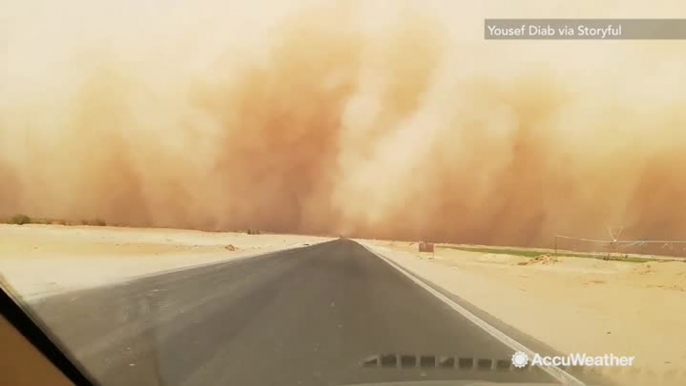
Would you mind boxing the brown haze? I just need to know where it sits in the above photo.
[2,0,686,247]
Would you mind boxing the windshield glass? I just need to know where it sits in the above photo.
[2,1,686,386]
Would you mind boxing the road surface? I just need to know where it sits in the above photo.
[26,239,566,386]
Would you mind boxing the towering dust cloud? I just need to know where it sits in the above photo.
[2,0,686,246]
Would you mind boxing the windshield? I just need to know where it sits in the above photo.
[2,1,686,386]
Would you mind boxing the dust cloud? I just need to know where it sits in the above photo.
[2,0,686,247]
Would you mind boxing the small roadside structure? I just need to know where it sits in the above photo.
[418,241,434,253]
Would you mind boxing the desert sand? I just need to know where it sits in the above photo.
[361,240,686,386]
[0,224,330,301]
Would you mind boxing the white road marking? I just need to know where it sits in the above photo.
[358,242,586,386]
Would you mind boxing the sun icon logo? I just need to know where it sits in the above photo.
[511,351,529,368]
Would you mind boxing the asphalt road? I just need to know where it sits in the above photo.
[26,239,560,386]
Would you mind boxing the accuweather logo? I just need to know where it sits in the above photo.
[512,351,529,368]
[511,351,635,368]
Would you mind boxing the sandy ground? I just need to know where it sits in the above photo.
[0,224,330,301]
[360,240,686,386]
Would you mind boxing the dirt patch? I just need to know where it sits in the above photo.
[582,278,607,285]
[517,254,560,266]
[634,264,655,275]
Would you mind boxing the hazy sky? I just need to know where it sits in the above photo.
[2,0,686,246]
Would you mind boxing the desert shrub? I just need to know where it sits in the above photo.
[9,214,32,225]
[81,218,107,226]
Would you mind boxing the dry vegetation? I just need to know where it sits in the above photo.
[2,214,108,227]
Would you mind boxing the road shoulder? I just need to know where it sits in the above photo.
[357,240,686,386]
